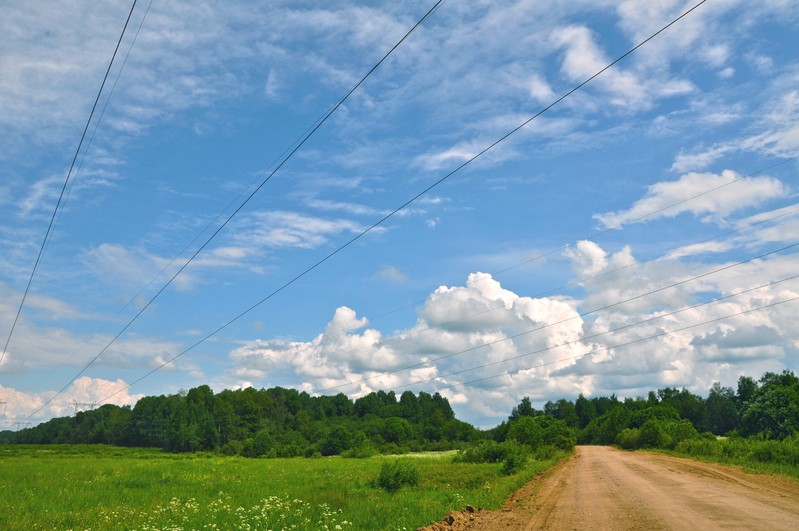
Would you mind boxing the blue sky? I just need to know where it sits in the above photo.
[1,0,798,428]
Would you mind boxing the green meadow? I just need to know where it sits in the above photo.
[0,445,565,530]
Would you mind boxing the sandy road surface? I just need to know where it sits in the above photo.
[459,446,799,530]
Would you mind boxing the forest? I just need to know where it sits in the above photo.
[3,370,798,465]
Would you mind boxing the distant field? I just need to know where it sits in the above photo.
[0,445,565,530]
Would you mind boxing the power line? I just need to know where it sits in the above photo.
[431,295,799,394]
[1,0,141,368]
[92,0,712,405]
[38,1,156,381]
[25,0,448,418]
[51,0,156,245]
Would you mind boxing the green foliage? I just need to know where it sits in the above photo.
[509,396,537,420]
[616,428,640,450]
[579,405,630,445]
[453,440,532,476]
[579,370,799,448]
[739,371,799,439]
[454,440,518,464]
[706,383,739,435]
[638,418,669,448]
[506,415,575,451]
[376,460,420,491]
[499,448,527,475]
[674,434,799,476]
[12,386,466,457]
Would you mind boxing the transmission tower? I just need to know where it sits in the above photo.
[14,420,31,431]
[71,401,97,415]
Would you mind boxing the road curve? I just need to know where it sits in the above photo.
[465,445,799,530]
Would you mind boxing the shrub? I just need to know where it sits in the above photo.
[377,460,420,491]
[341,445,377,459]
[500,449,527,475]
[617,428,641,450]
[534,444,558,460]
[453,440,529,465]
[220,439,243,456]
[638,419,669,449]
[662,419,700,449]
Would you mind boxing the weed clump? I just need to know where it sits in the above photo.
[376,460,420,491]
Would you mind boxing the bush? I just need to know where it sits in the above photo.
[638,419,669,449]
[662,419,700,449]
[341,445,377,459]
[377,460,420,491]
[500,449,527,475]
[454,440,529,464]
[220,439,243,456]
[617,428,641,450]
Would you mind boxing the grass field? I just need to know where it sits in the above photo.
[0,445,566,530]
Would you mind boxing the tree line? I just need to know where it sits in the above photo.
[3,369,797,458]
[489,370,799,451]
[4,387,476,456]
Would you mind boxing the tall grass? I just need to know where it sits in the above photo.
[0,445,565,529]
[663,435,799,479]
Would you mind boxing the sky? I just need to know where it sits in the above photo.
[1,0,798,429]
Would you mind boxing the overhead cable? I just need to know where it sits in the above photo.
[1,0,141,368]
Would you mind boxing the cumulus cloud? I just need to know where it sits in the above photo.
[226,272,589,424]
[594,170,786,229]
[224,247,797,425]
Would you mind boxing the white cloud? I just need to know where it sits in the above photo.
[234,210,368,250]
[671,90,799,172]
[83,243,199,292]
[551,24,694,111]
[225,255,789,423]
[701,44,730,68]
[415,145,478,171]
[741,90,799,158]
[376,264,407,284]
[594,170,786,229]
[529,74,556,102]
[0,282,186,375]
[225,273,588,423]
[671,145,734,172]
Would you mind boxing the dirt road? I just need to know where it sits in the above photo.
[442,446,799,530]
